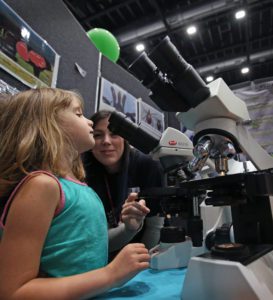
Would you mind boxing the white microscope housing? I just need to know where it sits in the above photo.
[175,78,273,300]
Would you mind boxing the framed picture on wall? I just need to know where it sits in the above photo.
[233,80,273,155]
[98,77,138,123]
[139,100,165,135]
[0,0,60,88]
[0,79,19,94]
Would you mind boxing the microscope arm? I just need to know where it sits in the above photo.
[194,117,273,171]
[176,78,273,171]
[128,36,273,173]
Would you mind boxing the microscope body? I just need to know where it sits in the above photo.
[108,112,211,269]
[112,34,273,297]
[175,80,273,299]
[177,78,273,171]
[140,127,208,270]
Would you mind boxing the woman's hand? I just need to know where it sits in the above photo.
[121,193,150,231]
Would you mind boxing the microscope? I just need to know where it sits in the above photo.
[108,111,209,269]
[125,36,273,299]
[108,85,213,270]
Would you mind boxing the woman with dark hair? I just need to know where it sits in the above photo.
[84,110,164,256]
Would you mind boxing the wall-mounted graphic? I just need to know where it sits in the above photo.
[98,77,138,123]
[0,78,19,94]
[139,100,165,135]
[0,0,60,88]
[233,80,273,155]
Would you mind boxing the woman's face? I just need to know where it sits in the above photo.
[92,117,125,173]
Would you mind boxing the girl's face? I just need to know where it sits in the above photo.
[92,117,124,173]
[59,97,95,154]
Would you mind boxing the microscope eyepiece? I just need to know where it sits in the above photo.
[128,52,158,87]
[108,111,160,154]
[148,36,190,77]
[128,36,210,112]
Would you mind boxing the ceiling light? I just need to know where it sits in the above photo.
[235,10,246,20]
[206,76,214,82]
[21,27,30,40]
[135,43,145,52]
[186,26,197,35]
[241,67,249,74]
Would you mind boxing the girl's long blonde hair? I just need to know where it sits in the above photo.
[0,88,85,196]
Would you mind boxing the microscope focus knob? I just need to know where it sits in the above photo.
[211,243,250,259]
[205,223,232,250]
[160,226,186,243]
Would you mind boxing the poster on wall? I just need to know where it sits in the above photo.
[98,77,138,123]
[0,0,60,88]
[0,78,19,94]
[138,100,165,136]
[233,80,273,155]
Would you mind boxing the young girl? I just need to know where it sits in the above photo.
[0,88,150,300]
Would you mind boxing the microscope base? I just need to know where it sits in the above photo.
[181,248,273,300]
[150,239,205,270]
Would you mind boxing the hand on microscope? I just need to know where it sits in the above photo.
[121,193,150,231]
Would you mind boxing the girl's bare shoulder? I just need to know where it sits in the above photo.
[19,172,61,200]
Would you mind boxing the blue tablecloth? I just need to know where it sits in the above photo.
[96,268,187,299]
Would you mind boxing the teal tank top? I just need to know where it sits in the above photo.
[0,172,108,277]
[41,177,108,277]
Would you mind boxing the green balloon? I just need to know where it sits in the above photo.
[87,28,120,63]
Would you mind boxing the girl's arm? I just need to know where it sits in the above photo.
[0,174,149,300]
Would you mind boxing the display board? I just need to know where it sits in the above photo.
[1,0,99,117]
[233,79,273,155]
[1,0,168,128]
[0,0,60,88]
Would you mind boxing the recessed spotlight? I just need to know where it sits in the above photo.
[135,43,145,52]
[186,26,197,35]
[241,67,249,74]
[206,76,214,82]
[235,10,246,20]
